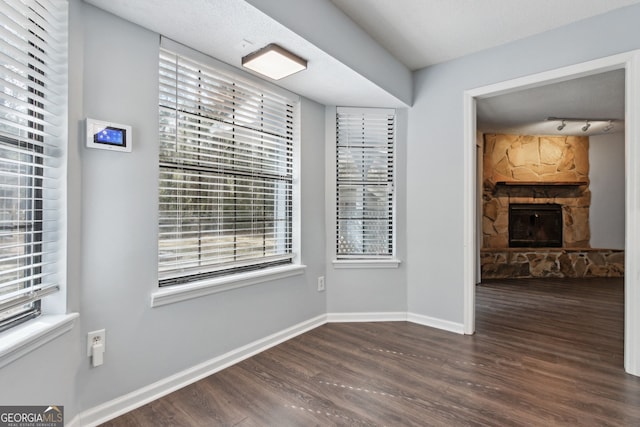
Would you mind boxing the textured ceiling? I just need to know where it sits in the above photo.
[331,0,640,70]
[330,0,632,134]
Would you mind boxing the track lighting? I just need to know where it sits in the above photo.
[547,117,617,133]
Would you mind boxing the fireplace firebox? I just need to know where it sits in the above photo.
[509,204,562,248]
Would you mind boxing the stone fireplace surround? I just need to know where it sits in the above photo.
[481,133,624,279]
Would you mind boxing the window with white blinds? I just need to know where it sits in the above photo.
[158,45,296,286]
[0,0,67,332]
[336,107,395,259]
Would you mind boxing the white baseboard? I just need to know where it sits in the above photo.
[65,414,80,427]
[407,312,465,334]
[76,311,463,425]
[77,314,327,427]
[326,312,407,323]
[326,311,464,334]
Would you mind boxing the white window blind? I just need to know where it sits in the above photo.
[0,0,67,331]
[336,107,395,258]
[158,46,296,286]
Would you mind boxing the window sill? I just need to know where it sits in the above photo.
[151,264,307,308]
[332,259,402,269]
[0,313,79,369]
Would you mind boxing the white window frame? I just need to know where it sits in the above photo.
[333,107,400,269]
[0,0,76,368]
[152,38,303,307]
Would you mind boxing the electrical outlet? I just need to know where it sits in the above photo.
[317,276,325,292]
[87,329,106,356]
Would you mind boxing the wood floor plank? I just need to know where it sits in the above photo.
[102,277,640,426]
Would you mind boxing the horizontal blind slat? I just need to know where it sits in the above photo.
[336,108,395,258]
[0,0,66,328]
[158,45,295,284]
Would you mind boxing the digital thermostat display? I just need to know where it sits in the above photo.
[95,127,125,146]
[86,118,132,152]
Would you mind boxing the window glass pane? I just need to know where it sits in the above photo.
[0,0,66,331]
[336,108,395,258]
[159,48,296,286]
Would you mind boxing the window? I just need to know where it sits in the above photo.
[158,42,297,287]
[336,107,395,259]
[0,0,67,332]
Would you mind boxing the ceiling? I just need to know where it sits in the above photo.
[84,0,636,134]
[84,0,409,107]
[330,0,640,71]
[330,0,636,136]
[477,69,626,136]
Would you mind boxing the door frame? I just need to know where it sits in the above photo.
[462,50,640,376]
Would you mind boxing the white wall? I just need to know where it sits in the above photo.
[590,132,625,249]
[407,4,640,323]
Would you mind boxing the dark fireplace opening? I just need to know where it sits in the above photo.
[509,203,562,248]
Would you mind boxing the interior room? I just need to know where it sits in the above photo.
[1,0,640,425]
[477,70,626,279]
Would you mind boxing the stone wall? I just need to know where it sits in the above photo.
[483,134,590,249]
[481,248,624,279]
[481,134,624,279]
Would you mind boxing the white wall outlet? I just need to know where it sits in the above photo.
[317,276,325,292]
[87,329,106,356]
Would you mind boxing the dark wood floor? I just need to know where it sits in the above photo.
[103,278,640,426]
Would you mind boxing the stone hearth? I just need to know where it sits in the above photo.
[481,248,624,279]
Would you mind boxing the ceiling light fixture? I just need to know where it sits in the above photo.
[242,43,307,80]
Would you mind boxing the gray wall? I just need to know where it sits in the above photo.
[590,132,625,249]
[245,0,412,106]
[0,0,326,418]
[407,4,640,322]
[76,2,327,410]
[2,0,640,420]
[324,107,408,314]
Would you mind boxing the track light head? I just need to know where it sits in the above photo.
[547,117,618,134]
[603,120,614,132]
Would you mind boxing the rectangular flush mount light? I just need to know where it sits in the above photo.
[242,43,307,80]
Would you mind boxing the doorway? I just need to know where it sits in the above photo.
[462,50,640,376]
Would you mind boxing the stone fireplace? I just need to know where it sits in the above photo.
[481,133,623,279]
[482,134,590,249]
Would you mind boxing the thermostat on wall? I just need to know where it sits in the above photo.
[86,118,132,152]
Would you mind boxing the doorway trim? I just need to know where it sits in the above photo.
[463,50,640,376]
